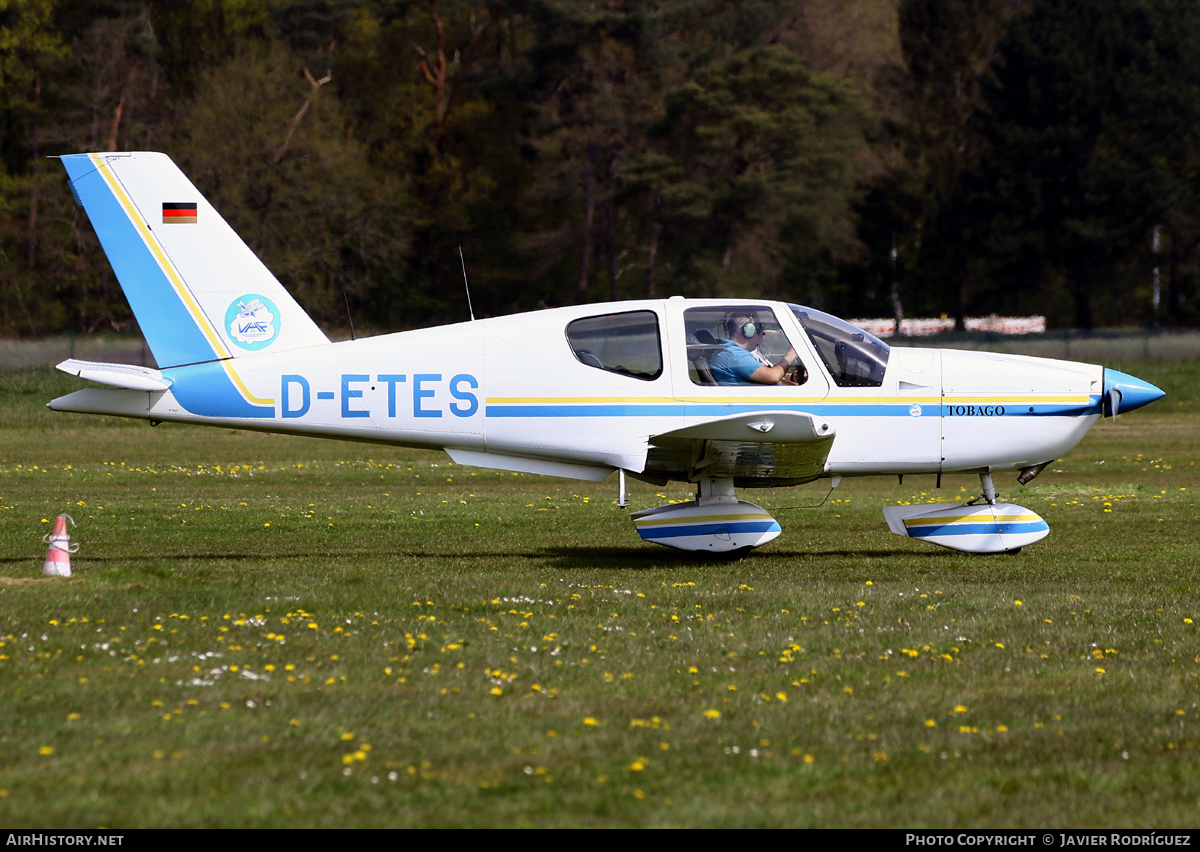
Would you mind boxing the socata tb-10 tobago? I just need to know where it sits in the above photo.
[50,152,1164,555]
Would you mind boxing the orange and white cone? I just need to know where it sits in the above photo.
[42,514,78,577]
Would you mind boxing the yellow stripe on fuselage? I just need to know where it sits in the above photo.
[217,362,275,407]
[943,395,1092,404]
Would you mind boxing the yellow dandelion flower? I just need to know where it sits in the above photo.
[583,717,600,726]
[702,709,721,720]
[38,746,54,756]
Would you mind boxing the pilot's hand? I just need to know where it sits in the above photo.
[779,364,807,386]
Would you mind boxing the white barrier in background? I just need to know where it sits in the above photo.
[849,316,1046,337]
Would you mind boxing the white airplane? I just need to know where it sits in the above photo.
[49,152,1165,555]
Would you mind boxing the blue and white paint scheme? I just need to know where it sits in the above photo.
[50,152,1165,554]
[631,500,783,552]
[882,501,1050,554]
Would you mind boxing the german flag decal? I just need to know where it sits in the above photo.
[162,202,197,224]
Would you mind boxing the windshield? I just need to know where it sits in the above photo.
[789,304,889,387]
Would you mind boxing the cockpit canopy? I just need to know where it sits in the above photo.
[560,300,890,389]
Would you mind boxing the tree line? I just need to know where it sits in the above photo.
[2,0,1198,339]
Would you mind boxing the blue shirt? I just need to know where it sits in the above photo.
[709,340,764,385]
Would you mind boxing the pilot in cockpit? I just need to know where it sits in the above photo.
[709,313,807,386]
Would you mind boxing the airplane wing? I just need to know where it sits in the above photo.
[643,410,835,487]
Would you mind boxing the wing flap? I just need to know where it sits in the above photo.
[446,448,612,481]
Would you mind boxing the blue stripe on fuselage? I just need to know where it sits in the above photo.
[485,401,1100,418]
[161,361,275,418]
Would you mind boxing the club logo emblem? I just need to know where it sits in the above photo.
[910,404,922,417]
[225,295,280,350]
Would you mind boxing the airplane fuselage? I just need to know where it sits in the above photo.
[52,298,1111,484]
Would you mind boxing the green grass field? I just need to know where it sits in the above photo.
[0,361,1197,828]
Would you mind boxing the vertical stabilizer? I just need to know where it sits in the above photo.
[62,152,329,368]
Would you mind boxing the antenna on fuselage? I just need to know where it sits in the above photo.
[343,290,356,340]
[459,245,476,322]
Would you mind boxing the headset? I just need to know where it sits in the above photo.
[725,315,760,340]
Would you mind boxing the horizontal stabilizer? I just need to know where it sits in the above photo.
[47,388,151,419]
[56,359,172,392]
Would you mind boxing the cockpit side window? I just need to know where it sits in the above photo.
[683,306,806,386]
[565,311,663,381]
[789,304,889,387]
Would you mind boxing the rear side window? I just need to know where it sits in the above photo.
[565,311,663,381]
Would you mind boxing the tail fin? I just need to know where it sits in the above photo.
[61,152,329,368]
